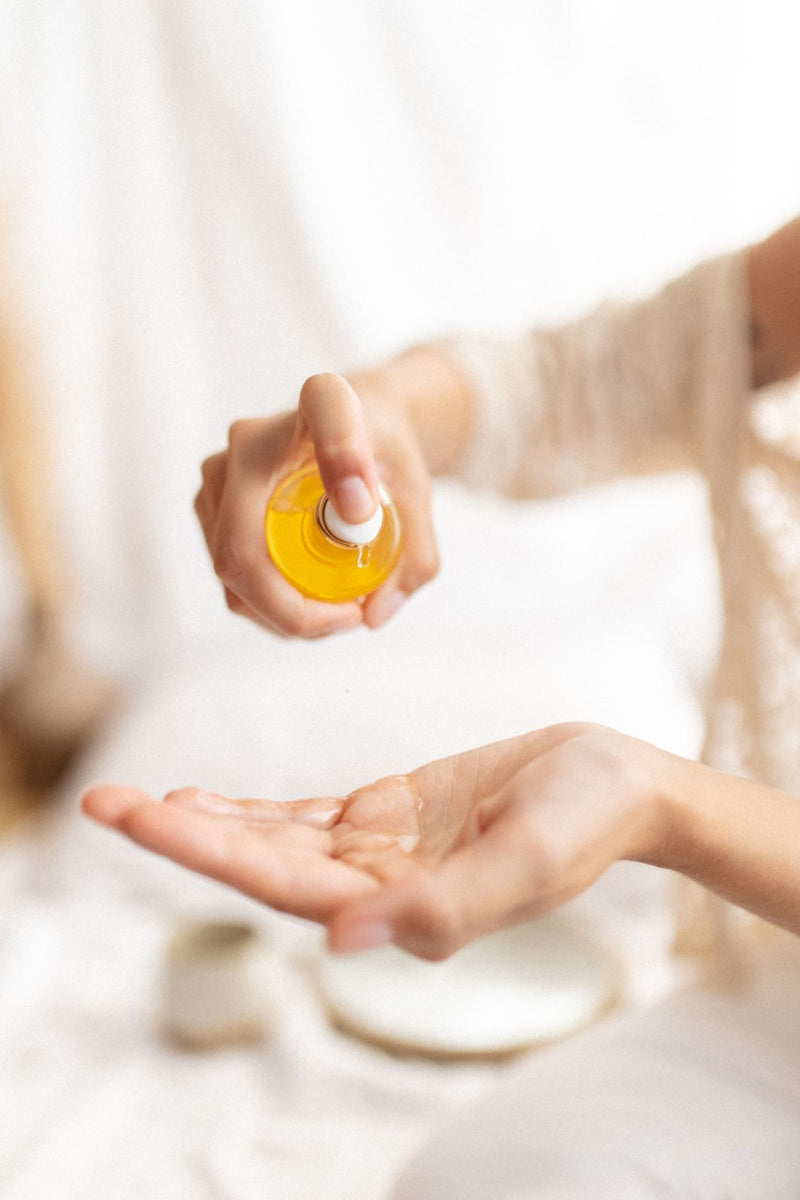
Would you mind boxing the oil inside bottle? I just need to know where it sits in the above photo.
[266,465,401,602]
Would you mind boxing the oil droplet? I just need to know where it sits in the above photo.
[357,544,372,569]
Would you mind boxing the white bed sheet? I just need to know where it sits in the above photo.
[1,477,716,1200]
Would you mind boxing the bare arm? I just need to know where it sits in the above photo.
[748,215,800,390]
[658,757,800,934]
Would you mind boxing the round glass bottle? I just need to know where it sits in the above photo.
[266,464,402,602]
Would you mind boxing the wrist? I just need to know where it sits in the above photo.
[631,744,713,873]
[347,345,473,476]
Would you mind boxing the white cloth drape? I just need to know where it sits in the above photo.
[2,4,800,1198]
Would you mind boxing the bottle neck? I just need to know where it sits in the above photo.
[316,493,383,547]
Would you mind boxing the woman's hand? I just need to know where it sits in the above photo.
[81,723,672,960]
[195,371,439,637]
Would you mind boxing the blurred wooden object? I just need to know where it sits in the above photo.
[0,315,117,829]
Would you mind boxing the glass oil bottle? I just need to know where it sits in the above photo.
[265,464,401,602]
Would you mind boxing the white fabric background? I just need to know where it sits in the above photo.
[1,0,798,675]
[1,3,799,1197]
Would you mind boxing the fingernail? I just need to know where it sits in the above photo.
[329,918,393,955]
[334,475,375,522]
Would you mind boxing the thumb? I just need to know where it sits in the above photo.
[297,373,380,523]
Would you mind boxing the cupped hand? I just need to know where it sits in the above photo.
[81,723,670,961]
[195,372,439,637]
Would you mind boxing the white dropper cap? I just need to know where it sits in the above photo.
[318,494,384,546]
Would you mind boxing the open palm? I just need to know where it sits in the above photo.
[83,723,656,958]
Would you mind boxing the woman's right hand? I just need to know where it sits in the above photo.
[194,371,440,638]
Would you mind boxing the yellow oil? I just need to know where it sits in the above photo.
[266,465,402,602]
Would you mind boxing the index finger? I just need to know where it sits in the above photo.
[297,374,381,524]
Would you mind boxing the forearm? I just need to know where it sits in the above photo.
[648,753,800,936]
[748,214,800,389]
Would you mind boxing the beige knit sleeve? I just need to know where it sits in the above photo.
[438,245,800,793]
[441,248,800,964]
[439,251,750,500]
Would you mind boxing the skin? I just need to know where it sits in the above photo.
[194,368,451,636]
[82,723,800,959]
[748,215,800,389]
[90,216,800,960]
